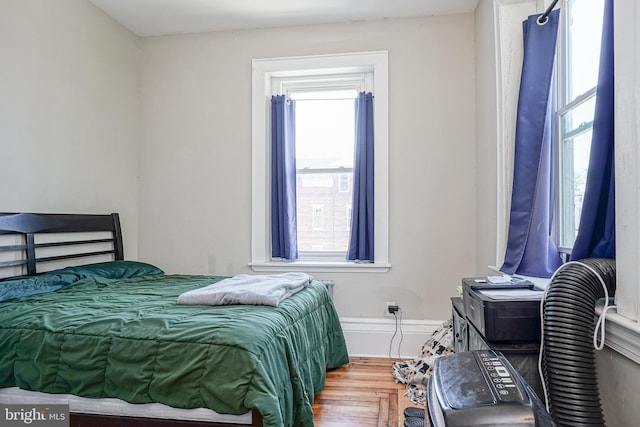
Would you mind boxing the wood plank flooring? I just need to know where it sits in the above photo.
[313,357,426,427]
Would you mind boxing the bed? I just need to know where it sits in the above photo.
[0,213,349,427]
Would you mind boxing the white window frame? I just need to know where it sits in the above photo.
[250,51,390,273]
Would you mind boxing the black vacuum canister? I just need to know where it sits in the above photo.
[427,350,556,427]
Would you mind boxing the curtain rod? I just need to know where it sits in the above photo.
[539,0,560,24]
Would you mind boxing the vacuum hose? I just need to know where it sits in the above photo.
[542,258,616,427]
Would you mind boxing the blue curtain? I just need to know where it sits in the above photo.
[347,92,374,261]
[271,95,298,260]
[501,10,562,277]
[570,0,615,261]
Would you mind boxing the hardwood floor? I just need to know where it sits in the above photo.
[313,357,426,427]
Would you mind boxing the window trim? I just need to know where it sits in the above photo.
[250,51,390,273]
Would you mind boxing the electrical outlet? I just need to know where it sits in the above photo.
[386,301,398,317]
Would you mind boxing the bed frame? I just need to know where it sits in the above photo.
[0,212,124,275]
[71,412,262,427]
[0,212,262,427]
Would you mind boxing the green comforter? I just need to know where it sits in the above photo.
[0,274,349,427]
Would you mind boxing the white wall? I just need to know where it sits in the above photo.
[0,0,141,259]
[138,15,477,321]
[596,347,640,426]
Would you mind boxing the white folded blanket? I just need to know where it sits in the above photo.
[177,272,312,307]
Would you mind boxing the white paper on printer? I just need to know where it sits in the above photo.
[486,275,512,284]
[478,289,543,300]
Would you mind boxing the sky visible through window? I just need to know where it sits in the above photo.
[291,90,356,170]
[567,0,604,100]
[560,0,605,247]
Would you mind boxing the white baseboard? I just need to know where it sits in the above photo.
[340,317,445,359]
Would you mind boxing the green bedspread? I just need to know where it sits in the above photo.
[0,274,349,427]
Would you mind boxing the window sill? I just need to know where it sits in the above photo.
[249,260,391,273]
[596,303,640,365]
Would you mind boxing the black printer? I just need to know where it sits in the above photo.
[462,277,543,342]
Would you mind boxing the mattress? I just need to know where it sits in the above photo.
[0,387,251,424]
[0,264,349,427]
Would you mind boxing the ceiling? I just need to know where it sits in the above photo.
[88,0,479,37]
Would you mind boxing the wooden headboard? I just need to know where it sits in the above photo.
[0,213,123,277]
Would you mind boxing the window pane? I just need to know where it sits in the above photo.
[556,0,603,250]
[297,172,353,251]
[559,126,592,248]
[566,0,605,101]
[295,95,355,170]
[561,94,596,137]
[294,90,356,255]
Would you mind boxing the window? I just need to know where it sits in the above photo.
[338,174,350,192]
[250,51,390,272]
[311,204,324,231]
[286,84,361,256]
[555,0,605,251]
